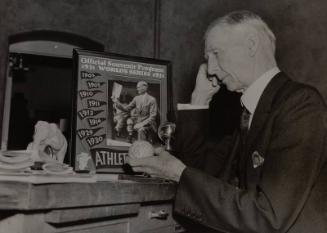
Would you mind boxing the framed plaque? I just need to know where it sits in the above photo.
[71,49,172,173]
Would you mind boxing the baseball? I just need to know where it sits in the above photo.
[128,140,154,158]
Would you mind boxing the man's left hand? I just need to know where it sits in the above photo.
[125,147,186,182]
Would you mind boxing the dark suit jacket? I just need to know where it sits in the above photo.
[174,73,327,233]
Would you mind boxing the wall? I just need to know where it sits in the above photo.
[2,0,327,139]
[158,0,327,137]
[160,0,327,103]
[159,0,252,136]
[247,0,327,100]
[0,0,157,135]
[160,0,250,103]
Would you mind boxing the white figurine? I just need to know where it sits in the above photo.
[27,121,67,163]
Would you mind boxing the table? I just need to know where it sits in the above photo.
[0,178,182,233]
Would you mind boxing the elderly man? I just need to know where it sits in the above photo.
[127,10,327,233]
[113,81,158,142]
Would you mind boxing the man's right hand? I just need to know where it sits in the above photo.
[126,147,186,182]
[191,63,220,106]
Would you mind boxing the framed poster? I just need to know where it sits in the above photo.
[71,49,172,173]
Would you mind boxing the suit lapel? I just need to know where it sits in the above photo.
[246,72,288,152]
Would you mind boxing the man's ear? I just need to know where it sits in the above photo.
[246,32,259,57]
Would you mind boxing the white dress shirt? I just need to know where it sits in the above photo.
[241,67,280,128]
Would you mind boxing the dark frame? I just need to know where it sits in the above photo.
[71,49,172,173]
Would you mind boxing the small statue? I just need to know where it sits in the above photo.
[27,121,67,163]
[76,152,94,171]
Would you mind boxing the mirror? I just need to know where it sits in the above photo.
[1,31,104,164]
[5,53,72,150]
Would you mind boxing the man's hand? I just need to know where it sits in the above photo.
[125,147,186,182]
[191,63,220,105]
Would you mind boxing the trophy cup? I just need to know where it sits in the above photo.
[158,122,176,152]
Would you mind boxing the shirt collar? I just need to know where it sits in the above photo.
[241,67,280,114]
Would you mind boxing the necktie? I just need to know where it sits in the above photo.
[229,107,251,187]
[237,106,251,188]
[240,107,250,143]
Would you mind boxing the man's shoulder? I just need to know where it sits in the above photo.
[272,72,325,108]
[284,76,321,100]
[275,72,317,91]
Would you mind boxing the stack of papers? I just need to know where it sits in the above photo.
[0,150,96,184]
[0,150,34,172]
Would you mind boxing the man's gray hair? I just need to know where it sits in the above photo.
[205,10,276,51]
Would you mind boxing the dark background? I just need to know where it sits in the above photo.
[1,0,327,143]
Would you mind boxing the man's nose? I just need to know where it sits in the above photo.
[207,57,220,75]
[208,57,226,79]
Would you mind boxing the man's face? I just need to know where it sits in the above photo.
[205,25,253,92]
[136,83,147,94]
